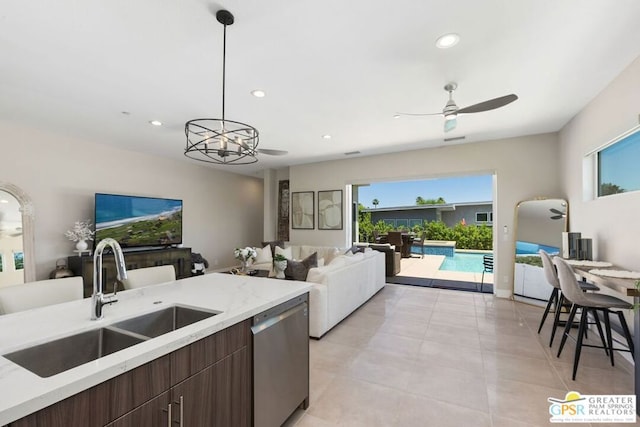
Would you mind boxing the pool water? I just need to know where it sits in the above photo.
[439,252,489,273]
[409,247,492,273]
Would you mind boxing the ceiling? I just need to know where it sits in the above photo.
[2,0,640,176]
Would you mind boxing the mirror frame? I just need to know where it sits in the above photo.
[512,197,568,301]
[0,182,35,283]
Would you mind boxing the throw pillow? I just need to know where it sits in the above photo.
[285,252,318,281]
[254,245,273,264]
[262,240,285,256]
[275,245,293,260]
[344,245,364,255]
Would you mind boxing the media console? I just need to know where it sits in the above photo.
[68,247,192,297]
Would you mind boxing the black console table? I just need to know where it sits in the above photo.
[68,247,192,297]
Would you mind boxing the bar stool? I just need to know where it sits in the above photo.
[553,257,634,380]
[536,250,599,347]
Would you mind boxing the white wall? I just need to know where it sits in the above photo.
[288,133,561,296]
[0,122,264,280]
[559,55,640,271]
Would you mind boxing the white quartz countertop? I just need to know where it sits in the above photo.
[0,273,311,425]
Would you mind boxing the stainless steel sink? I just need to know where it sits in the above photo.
[3,304,220,377]
[3,328,145,378]
[112,305,220,338]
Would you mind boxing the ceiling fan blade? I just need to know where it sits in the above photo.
[550,214,564,220]
[395,112,443,117]
[444,118,457,132]
[257,148,288,156]
[549,208,564,215]
[457,94,518,114]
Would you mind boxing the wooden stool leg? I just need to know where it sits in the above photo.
[557,303,578,357]
[538,288,558,334]
[572,307,589,380]
[617,311,635,359]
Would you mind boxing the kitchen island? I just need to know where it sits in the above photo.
[0,273,311,426]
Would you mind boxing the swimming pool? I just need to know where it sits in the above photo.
[439,252,489,273]
[411,247,491,273]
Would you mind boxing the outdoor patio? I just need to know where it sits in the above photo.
[389,254,494,293]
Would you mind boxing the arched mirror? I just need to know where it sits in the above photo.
[0,183,35,286]
[513,198,567,305]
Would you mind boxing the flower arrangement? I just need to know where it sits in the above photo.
[234,247,257,263]
[65,220,95,242]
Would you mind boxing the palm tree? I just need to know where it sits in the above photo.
[416,196,425,205]
[372,198,379,209]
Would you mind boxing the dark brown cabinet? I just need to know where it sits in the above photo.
[9,320,251,427]
[68,247,192,297]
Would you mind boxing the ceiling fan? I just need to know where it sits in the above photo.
[549,208,566,220]
[396,82,518,132]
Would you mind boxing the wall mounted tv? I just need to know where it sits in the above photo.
[94,193,183,249]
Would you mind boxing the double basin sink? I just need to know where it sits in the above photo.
[3,305,220,378]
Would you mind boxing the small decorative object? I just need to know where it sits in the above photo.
[65,220,94,252]
[49,259,74,279]
[273,254,288,279]
[234,246,257,275]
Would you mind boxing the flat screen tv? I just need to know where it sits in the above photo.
[94,193,183,249]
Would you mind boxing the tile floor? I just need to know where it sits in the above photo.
[284,284,636,427]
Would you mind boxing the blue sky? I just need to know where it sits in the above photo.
[358,175,493,208]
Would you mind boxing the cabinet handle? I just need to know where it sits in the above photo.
[179,395,184,426]
[162,403,172,426]
[173,396,184,426]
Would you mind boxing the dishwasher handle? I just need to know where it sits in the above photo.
[251,302,307,335]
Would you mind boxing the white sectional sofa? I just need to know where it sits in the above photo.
[252,244,386,338]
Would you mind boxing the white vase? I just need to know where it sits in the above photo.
[274,260,287,279]
[75,240,89,251]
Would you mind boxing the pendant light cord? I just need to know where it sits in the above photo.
[221,21,227,122]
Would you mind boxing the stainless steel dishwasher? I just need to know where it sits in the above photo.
[252,293,309,427]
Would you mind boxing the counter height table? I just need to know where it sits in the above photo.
[570,262,639,416]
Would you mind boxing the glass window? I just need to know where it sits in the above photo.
[598,127,640,196]
[476,212,489,222]
[409,219,422,228]
[395,219,409,229]
[383,219,395,227]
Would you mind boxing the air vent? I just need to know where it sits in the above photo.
[344,151,361,155]
[444,136,466,142]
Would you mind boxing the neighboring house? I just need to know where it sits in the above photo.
[364,201,493,229]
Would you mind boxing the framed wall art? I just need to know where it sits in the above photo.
[291,191,314,229]
[277,180,290,240]
[318,190,343,230]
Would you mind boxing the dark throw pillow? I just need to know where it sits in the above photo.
[285,252,318,281]
[345,245,365,255]
[262,240,285,257]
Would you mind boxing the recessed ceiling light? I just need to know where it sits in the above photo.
[393,114,401,119]
[0,199,8,204]
[435,33,460,49]
[322,134,332,139]
[149,120,163,126]
[251,90,266,98]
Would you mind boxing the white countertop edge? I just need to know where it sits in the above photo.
[0,273,311,425]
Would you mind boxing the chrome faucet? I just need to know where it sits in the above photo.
[91,238,128,320]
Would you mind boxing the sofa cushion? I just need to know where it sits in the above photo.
[300,245,341,264]
[254,245,273,264]
[262,240,284,256]
[285,252,318,281]
[275,245,293,260]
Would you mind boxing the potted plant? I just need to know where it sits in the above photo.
[273,254,288,279]
[234,247,257,274]
[65,220,95,252]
